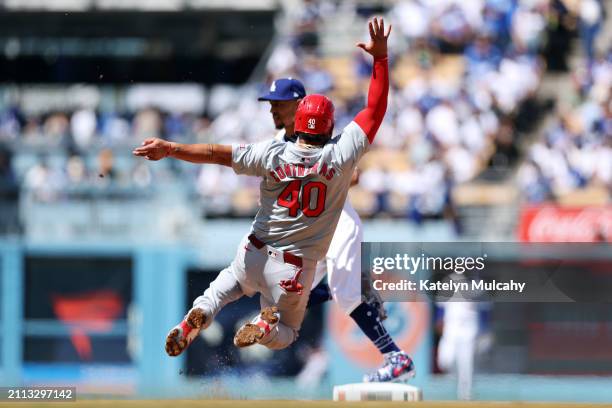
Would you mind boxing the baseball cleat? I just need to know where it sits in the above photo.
[165,307,207,357]
[234,306,280,348]
[363,350,416,383]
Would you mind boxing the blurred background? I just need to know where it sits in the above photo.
[0,0,610,402]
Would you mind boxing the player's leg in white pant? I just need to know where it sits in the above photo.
[259,258,317,349]
[236,255,317,350]
[192,234,259,323]
[438,303,478,397]
[326,203,363,315]
[457,336,475,400]
[326,206,366,317]
[166,235,254,356]
[437,332,457,372]
[329,204,416,382]
[256,293,302,350]
[191,267,245,328]
[166,266,245,356]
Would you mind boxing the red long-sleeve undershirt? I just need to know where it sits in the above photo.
[354,56,389,144]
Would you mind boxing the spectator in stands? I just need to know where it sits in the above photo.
[191,114,212,143]
[411,155,453,222]
[481,0,512,48]
[95,149,119,184]
[0,105,24,141]
[431,3,473,53]
[299,55,334,94]
[266,43,298,80]
[0,146,14,184]
[511,0,547,54]
[520,50,610,202]
[43,112,72,149]
[133,108,163,141]
[2,1,558,224]
[464,34,502,75]
[427,100,461,148]
[165,112,191,141]
[65,154,89,187]
[131,161,153,189]
[390,0,430,45]
[196,165,239,216]
[578,0,604,63]
[70,107,97,150]
[360,164,390,216]
[24,155,65,202]
[99,111,131,145]
[0,144,20,234]
[517,158,554,202]
[290,0,323,51]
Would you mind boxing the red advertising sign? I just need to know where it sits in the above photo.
[518,206,612,242]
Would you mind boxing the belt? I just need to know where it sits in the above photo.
[248,234,303,268]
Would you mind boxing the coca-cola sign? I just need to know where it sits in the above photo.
[518,206,612,242]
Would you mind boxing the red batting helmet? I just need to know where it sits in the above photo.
[294,94,335,136]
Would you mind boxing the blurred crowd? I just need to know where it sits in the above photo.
[0,0,607,229]
[0,105,208,201]
[0,99,212,148]
[213,0,554,221]
[518,51,611,202]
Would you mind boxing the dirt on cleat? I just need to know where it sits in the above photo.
[165,308,207,357]
[234,324,264,347]
[261,306,279,324]
[165,329,182,356]
[186,308,206,329]
[234,306,280,348]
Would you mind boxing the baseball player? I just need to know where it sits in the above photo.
[132,19,413,381]
[257,77,415,382]
[437,301,478,400]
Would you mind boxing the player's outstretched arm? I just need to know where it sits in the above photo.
[132,138,232,167]
[354,17,391,144]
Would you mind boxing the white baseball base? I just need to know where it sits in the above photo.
[333,382,423,402]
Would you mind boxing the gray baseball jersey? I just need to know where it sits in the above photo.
[232,121,369,261]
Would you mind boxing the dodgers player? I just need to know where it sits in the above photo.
[438,302,478,400]
[258,79,415,382]
[132,20,413,380]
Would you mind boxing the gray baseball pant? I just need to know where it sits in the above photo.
[191,234,317,350]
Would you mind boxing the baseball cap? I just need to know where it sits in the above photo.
[258,78,306,101]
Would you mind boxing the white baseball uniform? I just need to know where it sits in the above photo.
[437,302,479,400]
[312,200,363,314]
